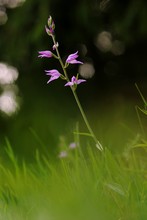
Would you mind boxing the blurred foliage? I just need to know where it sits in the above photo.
[0,0,147,159]
[1,0,147,77]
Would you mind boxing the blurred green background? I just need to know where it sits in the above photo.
[0,0,147,160]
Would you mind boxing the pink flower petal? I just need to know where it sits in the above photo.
[38,50,52,58]
[45,69,61,83]
[65,76,86,86]
[66,51,83,64]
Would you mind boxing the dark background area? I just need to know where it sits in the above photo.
[0,0,147,160]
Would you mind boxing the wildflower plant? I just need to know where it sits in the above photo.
[38,16,103,151]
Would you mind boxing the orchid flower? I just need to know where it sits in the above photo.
[65,76,86,87]
[66,51,83,65]
[45,69,61,83]
[38,50,52,58]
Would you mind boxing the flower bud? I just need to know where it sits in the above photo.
[53,42,59,50]
[47,16,52,27]
[46,15,55,36]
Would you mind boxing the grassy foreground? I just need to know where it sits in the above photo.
[0,137,146,220]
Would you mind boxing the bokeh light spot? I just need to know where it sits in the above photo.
[0,0,25,25]
[0,62,20,116]
[95,31,112,52]
[79,62,95,79]
[0,0,25,8]
[0,63,19,85]
[0,90,19,116]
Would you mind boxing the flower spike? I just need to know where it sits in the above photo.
[38,15,103,151]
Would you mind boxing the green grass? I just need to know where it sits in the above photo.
[0,135,146,220]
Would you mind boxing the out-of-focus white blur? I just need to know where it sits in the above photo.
[0,62,20,116]
[0,0,25,25]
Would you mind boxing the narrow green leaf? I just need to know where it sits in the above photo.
[73,132,93,137]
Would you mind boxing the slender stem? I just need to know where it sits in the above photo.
[51,35,103,151]
[71,89,103,150]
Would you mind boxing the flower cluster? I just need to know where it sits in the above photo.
[38,16,86,89]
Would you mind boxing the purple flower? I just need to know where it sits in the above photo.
[65,76,86,86]
[38,50,52,58]
[66,51,83,64]
[69,142,77,149]
[45,69,61,83]
[58,151,68,158]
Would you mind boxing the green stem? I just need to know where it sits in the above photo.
[71,89,103,151]
[51,35,103,151]
[52,36,69,81]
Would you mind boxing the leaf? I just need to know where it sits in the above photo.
[73,131,93,137]
[138,108,147,115]
[133,143,147,148]
[105,182,126,196]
